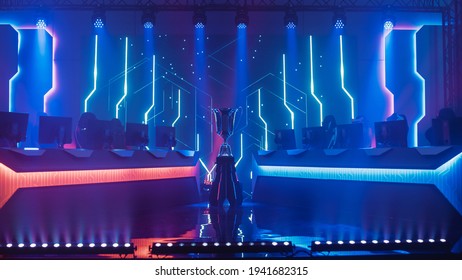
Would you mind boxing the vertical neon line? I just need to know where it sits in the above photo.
[172,89,181,127]
[9,27,21,112]
[144,55,156,124]
[413,28,425,147]
[43,28,57,114]
[309,35,323,126]
[235,133,244,167]
[282,54,294,129]
[116,37,128,119]
[196,133,200,151]
[382,29,395,117]
[258,88,268,150]
[84,35,98,113]
[339,35,355,120]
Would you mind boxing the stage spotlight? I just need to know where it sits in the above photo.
[142,10,155,29]
[235,7,249,29]
[333,10,346,29]
[149,241,293,255]
[383,9,395,30]
[36,18,47,29]
[92,10,106,29]
[193,7,206,29]
[284,9,298,29]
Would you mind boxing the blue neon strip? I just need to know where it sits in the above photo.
[43,28,56,114]
[115,37,128,119]
[235,133,244,167]
[172,89,181,127]
[258,89,268,150]
[412,28,425,147]
[9,26,21,112]
[282,54,295,129]
[84,35,98,113]
[339,35,355,120]
[255,152,462,214]
[309,35,323,126]
[144,55,156,124]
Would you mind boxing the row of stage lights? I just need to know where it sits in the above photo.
[33,8,396,31]
[0,242,136,256]
[311,238,450,253]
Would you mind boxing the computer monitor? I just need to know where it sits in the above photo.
[375,120,408,148]
[126,123,149,148]
[0,111,29,147]
[155,126,176,149]
[302,126,324,149]
[39,116,73,148]
[274,129,296,150]
[336,123,364,149]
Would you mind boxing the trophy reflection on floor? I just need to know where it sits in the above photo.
[209,108,243,207]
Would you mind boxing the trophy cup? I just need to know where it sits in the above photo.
[209,108,242,207]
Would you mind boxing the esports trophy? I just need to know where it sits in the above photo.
[209,108,243,207]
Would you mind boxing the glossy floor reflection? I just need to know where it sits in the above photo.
[1,183,462,259]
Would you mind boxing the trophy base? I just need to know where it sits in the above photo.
[209,155,242,207]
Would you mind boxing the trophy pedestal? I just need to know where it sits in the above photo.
[209,155,242,207]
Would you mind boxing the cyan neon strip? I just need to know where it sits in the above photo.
[9,26,20,112]
[381,29,395,117]
[196,133,200,151]
[84,35,98,113]
[144,55,156,124]
[339,35,355,120]
[309,35,323,126]
[235,133,244,167]
[42,28,56,114]
[282,54,295,129]
[412,28,425,147]
[258,89,268,150]
[115,37,128,119]
[255,152,462,215]
[172,89,181,127]
[199,158,216,182]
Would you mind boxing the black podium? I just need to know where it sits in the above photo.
[209,156,242,207]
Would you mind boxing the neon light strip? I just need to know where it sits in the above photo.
[199,158,215,182]
[255,152,462,214]
[9,26,21,112]
[381,29,395,117]
[309,35,323,126]
[196,133,199,151]
[412,28,425,147]
[339,35,354,120]
[144,55,156,124]
[43,28,57,114]
[258,89,268,150]
[84,35,98,113]
[172,89,181,127]
[282,54,295,129]
[235,133,244,167]
[0,162,199,209]
[115,37,128,119]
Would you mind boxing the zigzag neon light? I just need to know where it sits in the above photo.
[254,152,462,215]
[172,89,181,127]
[115,37,128,119]
[144,55,156,124]
[43,27,57,114]
[339,35,354,120]
[282,54,295,129]
[84,35,98,113]
[412,28,425,147]
[199,158,216,182]
[235,133,244,167]
[9,26,20,112]
[309,35,323,126]
[258,89,268,150]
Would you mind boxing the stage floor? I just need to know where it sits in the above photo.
[1,181,461,259]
